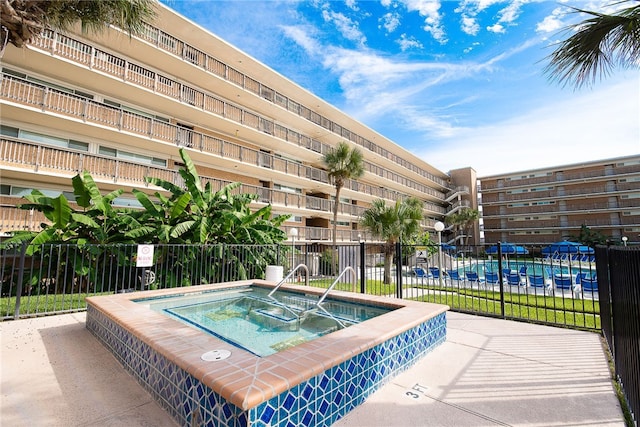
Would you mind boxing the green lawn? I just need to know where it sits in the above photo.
[2,280,600,330]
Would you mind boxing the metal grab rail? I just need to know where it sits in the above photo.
[267,264,309,297]
[316,266,356,306]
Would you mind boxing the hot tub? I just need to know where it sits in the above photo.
[86,280,448,426]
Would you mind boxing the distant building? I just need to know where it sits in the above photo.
[0,4,476,243]
[479,155,640,244]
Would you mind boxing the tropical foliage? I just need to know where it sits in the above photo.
[446,208,480,247]
[574,224,608,248]
[545,2,640,88]
[1,0,157,54]
[360,197,424,284]
[2,148,289,291]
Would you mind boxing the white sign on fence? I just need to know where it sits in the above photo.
[136,245,154,267]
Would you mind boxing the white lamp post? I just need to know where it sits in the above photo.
[434,221,445,288]
[289,228,298,274]
[622,236,628,247]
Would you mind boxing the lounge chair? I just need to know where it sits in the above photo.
[575,272,589,286]
[581,276,598,292]
[412,267,431,281]
[447,270,463,286]
[506,272,525,287]
[465,271,484,289]
[528,274,552,295]
[552,274,573,291]
[518,266,528,285]
[484,271,501,287]
[428,267,446,285]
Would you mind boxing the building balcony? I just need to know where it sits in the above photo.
[0,139,376,226]
[483,200,640,217]
[482,217,639,231]
[480,164,640,190]
[0,73,446,212]
[0,202,378,242]
[480,185,638,204]
[22,31,449,199]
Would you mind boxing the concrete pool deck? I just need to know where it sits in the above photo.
[1,311,625,426]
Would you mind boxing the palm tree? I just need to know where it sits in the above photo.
[1,0,157,56]
[323,141,364,273]
[446,208,479,247]
[545,2,640,88]
[360,197,424,284]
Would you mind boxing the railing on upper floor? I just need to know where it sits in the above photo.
[22,32,451,198]
[0,139,375,227]
[479,163,640,190]
[0,75,447,213]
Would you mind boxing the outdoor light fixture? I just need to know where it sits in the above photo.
[622,236,628,247]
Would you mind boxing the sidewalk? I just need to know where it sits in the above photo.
[1,311,625,426]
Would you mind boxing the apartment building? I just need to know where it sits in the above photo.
[479,155,640,244]
[0,4,476,243]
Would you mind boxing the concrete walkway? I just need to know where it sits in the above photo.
[1,311,625,427]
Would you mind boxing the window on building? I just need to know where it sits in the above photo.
[98,146,166,167]
[18,130,88,151]
[273,184,302,194]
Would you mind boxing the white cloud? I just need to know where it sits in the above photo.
[345,0,358,11]
[496,1,525,25]
[280,25,322,55]
[400,0,448,44]
[321,9,367,45]
[487,23,505,33]
[536,7,566,34]
[397,33,424,51]
[417,76,640,176]
[380,12,401,33]
[461,15,480,35]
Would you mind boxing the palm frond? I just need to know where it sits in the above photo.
[545,3,640,88]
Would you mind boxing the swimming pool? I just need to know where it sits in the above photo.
[137,287,392,356]
[86,280,448,426]
[463,260,595,279]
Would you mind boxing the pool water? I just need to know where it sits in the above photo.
[463,261,595,279]
[136,287,391,356]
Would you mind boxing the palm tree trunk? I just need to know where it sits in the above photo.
[331,185,341,275]
[383,252,392,285]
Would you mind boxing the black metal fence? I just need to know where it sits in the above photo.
[2,240,637,422]
[597,245,640,426]
[2,241,601,328]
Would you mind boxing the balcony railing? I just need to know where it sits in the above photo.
[0,74,447,215]
[483,199,640,217]
[481,185,636,204]
[0,203,373,241]
[480,164,640,190]
[26,31,449,198]
[0,138,371,225]
[482,218,637,230]
[131,23,451,189]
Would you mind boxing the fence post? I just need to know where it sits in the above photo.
[13,241,27,320]
[396,242,403,299]
[497,243,505,318]
[360,241,366,294]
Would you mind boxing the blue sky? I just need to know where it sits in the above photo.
[163,0,639,176]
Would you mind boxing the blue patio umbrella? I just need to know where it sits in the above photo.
[542,241,594,254]
[486,242,529,255]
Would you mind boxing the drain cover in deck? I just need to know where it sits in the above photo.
[201,349,231,361]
